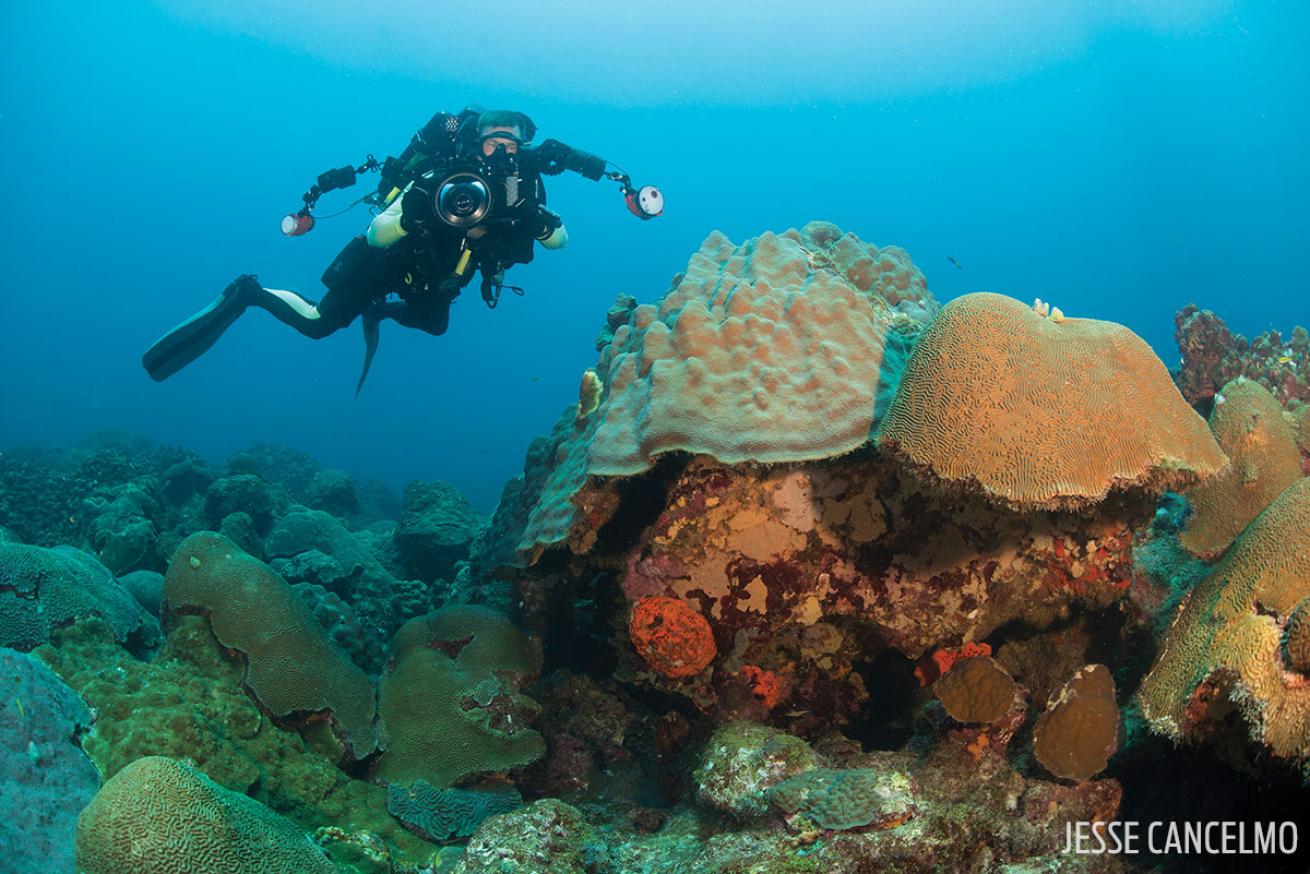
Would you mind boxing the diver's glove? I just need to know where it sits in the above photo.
[399,183,436,234]
[533,139,607,180]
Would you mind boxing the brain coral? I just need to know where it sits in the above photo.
[375,605,545,787]
[933,656,1019,724]
[386,779,522,842]
[629,595,717,678]
[163,531,379,759]
[1031,664,1119,781]
[75,756,337,874]
[1179,379,1303,557]
[516,222,936,555]
[1139,477,1310,772]
[0,542,159,651]
[879,292,1227,509]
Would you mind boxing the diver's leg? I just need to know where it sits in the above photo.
[142,274,262,381]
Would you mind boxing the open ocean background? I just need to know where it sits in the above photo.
[2,0,1306,510]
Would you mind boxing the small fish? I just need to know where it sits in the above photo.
[530,376,542,382]
[1278,355,1295,366]
[947,256,964,270]
[13,698,23,720]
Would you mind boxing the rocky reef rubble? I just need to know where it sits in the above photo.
[4,224,1310,872]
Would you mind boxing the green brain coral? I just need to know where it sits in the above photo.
[164,531,379,758]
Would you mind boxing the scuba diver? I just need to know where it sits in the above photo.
[141,107,663,394]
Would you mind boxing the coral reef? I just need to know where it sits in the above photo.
[75,756,338,873]
[1179,378,1303,557]
[163,531,380,759]
[375,605,546,787]
[880,292,1226,510]
[0,647,99,874]
[1174,304,1309,410]
[1139,477,1310,775]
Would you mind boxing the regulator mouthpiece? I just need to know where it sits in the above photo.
[281,211,315,237]
[625,185,663,220]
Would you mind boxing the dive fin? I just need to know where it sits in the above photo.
[141,275,259,381]
[356,311,382,398]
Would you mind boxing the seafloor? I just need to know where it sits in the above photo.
[4,223,1309,874]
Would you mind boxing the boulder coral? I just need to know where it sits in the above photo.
[1031,664,1119,782]
[932,655,1020,724]
[768,767,918,832]
[1139,477,1310,775]
[75,756,337,874]
[163,531,380,759]
[514,222,937,557]
[1179,378,1303,557]
[375,605,545,787]
[879,292,1227,510]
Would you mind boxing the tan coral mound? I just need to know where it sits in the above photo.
[1032,664,1119,781]
[75,756,336,874]
[1139,478,1310,770]
[163,531,379,758]
[375,606,545,787]
[1180,379,1303,557]
[1286,599,1310,674]
[879,292,1227,509]
[517,222,936,554]
[933,656,1019,724]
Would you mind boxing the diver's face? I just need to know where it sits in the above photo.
[480,128,521,157]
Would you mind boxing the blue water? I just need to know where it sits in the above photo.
[2,0,1306,510]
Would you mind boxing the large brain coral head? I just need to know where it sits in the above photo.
[878,292,1227,509]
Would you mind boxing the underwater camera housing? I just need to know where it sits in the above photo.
[435,171,492,227]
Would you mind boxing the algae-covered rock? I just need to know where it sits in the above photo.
[694,721,821,819]
[454,799,592,873]
[394,480,483,580]
[0,647,99,874]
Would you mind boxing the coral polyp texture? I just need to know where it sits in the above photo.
[375,605,545,788]
[162,531,379,759]
[629,595,717,678]
[515,221,937,556]
[1031,663,1119,782]
[1179,378,1304,557]
[879,292,1226,509]
[932,655,1020,724]
[1139,477,1310,773]
[75,756,337,874]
